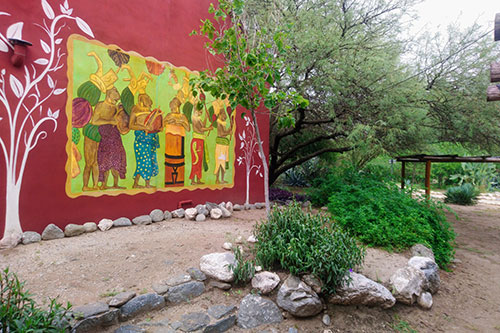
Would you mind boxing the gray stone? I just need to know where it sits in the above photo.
[244,203,253,210]
[180,312,210,332]
[417,291,433,309]
[233,204,243,211]
[200,252,235,282]
[185,208,198,220]
[172,208,185,218]
[329,272,395,309]
[21,231,41,244]
[210,208,223,219]
[72,308,119,333]
[222,242,232,250]
[277,275,323,317]
[196,204,207,214]
[235,236,243,244]
[150,209,165,222]
[208,281,232,290]
[73,302,109,319]
[165,274,192,287]
[255,202,265,209]
[139,318,169,328]
[196,214,206,222]
[166,281,205,303]
[132,215,152,225]
[408,256,440,294]
[152,283,169,295]
[164,210,173,220]
[114,325,146,333]
[113,217,132,228]
[218,205,231,218]
[302,275,323,294]
[288,328,298,333]
[108,291,136,307]
[187,267,206,281]
[389,266,426,305]
[251,271,280,295]
[120,293,166,321]
[247,235,257,243]
[207,305,236,319]
[237,294,282,329]
[98,219,114,231]
[410,244,435,262]
[203,315,236,333]
[41,224,64,240]
[171,321,182,330]
[64,224,86,237]
[83,222,97,232]
[205,202,219,212]
[225,202,233,213]
[322,314,331,326]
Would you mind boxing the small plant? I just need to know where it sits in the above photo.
[0,268,72,332]
[228,246,255,286]
[254,202,365,295]
[390,315,418,333]
[269,187,307,202]
[444,183,479,205]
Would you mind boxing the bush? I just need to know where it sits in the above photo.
[228,246,255,286]
[254,202,365,295]
[444,183,479,205]
[269,187,307,202]
[327,174,455,269]
[0,268,71,332]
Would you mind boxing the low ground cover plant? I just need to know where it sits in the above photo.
[269,187,307,202]
[0,268,71,332]
[325,171,455,269]
[254,202,365,295]
[444,183,479,205]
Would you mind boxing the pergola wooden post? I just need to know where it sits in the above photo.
[425,160,431,199]
[487,14,500,101]
[401,161,406,189]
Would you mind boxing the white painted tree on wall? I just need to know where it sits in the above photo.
[237,115,263,205]
[0,0,94,248]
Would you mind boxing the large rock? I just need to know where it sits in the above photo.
[196,204,209,216]
[113,218,132,228]
[185,208,198,220]
[83,222,97,232]
[22,231,41,245]
[276,276,322,317]
[207,305,236,319]
[200,252,235,282]
[150,209,164,222]
[196,214,206,222]
[302,274,323,294]
[132,215,152,225]
[389,266,426,305]
[329,272,396,309]
[166,281,205,303]
[408,256,440,294]
[163,210,173,221]
[410,244,435,262]
[237,295,282,329]
[210,208,223,220]
[225,202,233,213]
[205,202,219,212]
[172,208,185,218]
[98,219,113,231]
[73,302,109,319]
[114,325,146,333]
[180,312,210,332]
[119,293,166,321]
[42,224,64,240]
[64,224,86,237]
[187,267,207,281]
[203,315,236,333]
[218,205,231,218]
[233,204,243,211]
[165,274,192,287]
[72,308,119,333]
[251,272,280,295]
[108,291,136,307]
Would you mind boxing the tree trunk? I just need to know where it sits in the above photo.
[495,13,500,41]
[245,164,250,205]
[0,177,22,248]
[250,109,270,214]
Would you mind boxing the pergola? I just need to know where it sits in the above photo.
[395,155,500,197]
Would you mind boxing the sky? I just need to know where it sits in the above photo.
[413,0,500,34]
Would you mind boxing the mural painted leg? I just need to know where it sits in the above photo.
[83,136,99,191]
[111,169,126,189]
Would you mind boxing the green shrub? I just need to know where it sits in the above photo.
[0,268,71,332]
[327,175,455,269]
[228,246,255,286]
[444,183,479,205]
[254,202,365,295]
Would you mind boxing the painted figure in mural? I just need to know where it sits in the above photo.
[213,101,234,184]
[164,97,190,186]
[189,106,213,185]
[120,65,152,116]
[129,93,162,188]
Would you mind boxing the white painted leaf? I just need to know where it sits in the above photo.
[259,172,263,177]
[55,38,62,44]
[47,74,54,88]
[66,8,73,15]
[0,39,8,53]
[9,74,23,98]
[242,131,246,139]
[6,22,23,40]
[53,88,65,95]
[238,133,243,141]
[240,142,244,149]
[59,4,66,14]
[52,110,60,119]
[41,0,55,19]
[1,69,5,75]
[40,39,50,53]
[63,0,69,9]
[0,117,2,121]
[47,107,53,117]
[75,17,94,38]
[34,58,49,65]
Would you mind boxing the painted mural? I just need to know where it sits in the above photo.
[66,35,236,197]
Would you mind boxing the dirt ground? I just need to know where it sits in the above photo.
[1,203,500,332]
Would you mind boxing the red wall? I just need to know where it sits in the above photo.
[0,0,268,235]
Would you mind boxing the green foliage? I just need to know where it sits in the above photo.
[254,202,365,295]
[324,171,455,269]
[228,246,255,286]
[444,183,479,206]
[450,163,498,191]
[431,163,463,188]
[0,268,71,332]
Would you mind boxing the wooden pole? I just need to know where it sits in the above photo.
[425,160,431,199]
[487,85,500,101]
[495,13,500,42]
[401,161,406,189]
[491,62,500,82]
